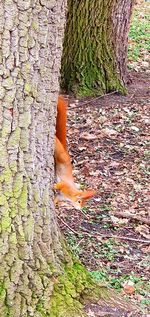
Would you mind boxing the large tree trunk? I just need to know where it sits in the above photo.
[61,0,133,96]
[0,1,72,316]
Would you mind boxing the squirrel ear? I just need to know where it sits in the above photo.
[79,189,96,200]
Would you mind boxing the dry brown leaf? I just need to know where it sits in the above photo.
[89,170,100,177]
[141,245,150,254]
[80,132,97,140]
[122,281,135,295]
[109,161,120,168]
[110,215,129,225]
[69,128,78,135]
[78,146,87,151]
[101,127,118,138]
[98,115,108,124]
[135,224,150,239]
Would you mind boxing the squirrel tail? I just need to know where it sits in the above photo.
[56,96,68,151]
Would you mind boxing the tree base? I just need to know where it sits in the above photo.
[36,260,138,317]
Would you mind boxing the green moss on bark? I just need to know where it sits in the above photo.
[18,183,28,210]
[61,0,126,97]
[0,284,6,303]
[36,260,107,317]
[0,284,9,316]
[36,262,87,316]
[13,173,23,198]
[7,127,21,149]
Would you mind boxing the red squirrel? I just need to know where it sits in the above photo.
[54,96,96,209]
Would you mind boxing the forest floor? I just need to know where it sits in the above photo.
[57,71,150,316]
[57,1,150,316]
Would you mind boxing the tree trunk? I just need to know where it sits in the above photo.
[0,1,138,316]
[111,0,134,85]
[61,0,133,96]
[0,1,75,316]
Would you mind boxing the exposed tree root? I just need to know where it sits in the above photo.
[112,211,150,226]
[82,284,139,317]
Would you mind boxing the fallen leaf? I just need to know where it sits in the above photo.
[101,127,118,138]
[141,245,150,254]
[141,61,149,69]
[89,170,100,176]
[131,126,140,132]
[122,281,135,295]
[80,132,97,140]
[135,224,150,239]
[78,146,87,151]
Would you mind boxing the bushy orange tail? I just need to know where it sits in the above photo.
[55,96,96,209]
[56,96,68,151]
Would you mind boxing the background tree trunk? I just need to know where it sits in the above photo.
[61,0,133,96]
[112,0,134,85]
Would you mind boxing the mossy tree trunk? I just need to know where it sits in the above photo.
[61,0,134,96]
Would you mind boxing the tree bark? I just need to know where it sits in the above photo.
[111,0,134,85]
[61,0,133,96]
[0,1,71,316]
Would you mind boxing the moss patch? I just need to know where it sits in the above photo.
[0,284,8,317]
[36,259,106,317]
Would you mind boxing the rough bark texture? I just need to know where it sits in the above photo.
[0,1,72,316]
[112,0,134,84]
[61,0,133,96]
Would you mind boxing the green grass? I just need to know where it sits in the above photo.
[90,269,150,310]
[66,230,150,311]
[128,7,150,62]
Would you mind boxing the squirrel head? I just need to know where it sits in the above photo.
[72,189,96,209]
[54,182,96,209]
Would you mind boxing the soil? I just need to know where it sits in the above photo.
[57,71,150,316]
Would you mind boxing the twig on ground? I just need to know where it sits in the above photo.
[57,215,79,235]
[57,216,150,244]
[111,211,150,226]
[95,234,150,244]
[78,209,90,219]
[69,91,118,108]
[74,238,84,250]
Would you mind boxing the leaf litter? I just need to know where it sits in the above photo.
[57,71,150,316]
